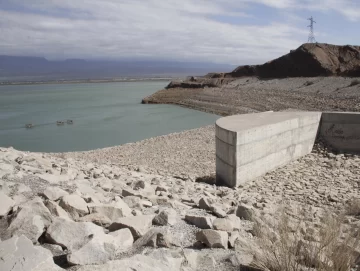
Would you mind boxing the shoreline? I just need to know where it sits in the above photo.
[58,125,217,178]
[0,77,176,86]
[142,77,360,116]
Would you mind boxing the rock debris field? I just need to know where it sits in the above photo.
[1,126,360,271]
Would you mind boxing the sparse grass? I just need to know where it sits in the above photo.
[349,79,360,87]
[249,208,359,271]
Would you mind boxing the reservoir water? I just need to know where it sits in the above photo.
[0,81,219,152]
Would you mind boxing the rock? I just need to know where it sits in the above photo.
[0,235,62,271]
[76,254,182,271]
[236,204,255,221]
[153,209,177,226]
[44,200,72,221]
[213,218,235,232]
[108,228,134,249]
[196,229,228,249]
[132,209,143,216]
[88,200,132,221]
[210,205,227,218]
[0,191,15,217]
[185,215,214,229]
[122,188,142,198]
[228,231,240,248]
[122,196,142,208]
[66,235,114,265]
[134,228,172,248]
[40,187,69,201]
[198,197,213,210]
[227,214,241,231]
[109,215,155,239]
[156,186,168,192]
[59,194,88,220]
[133,180,156,196]
[78,213,112,227]
[45,218,105,251]
[7,198,52,243]
[141,200,153,208]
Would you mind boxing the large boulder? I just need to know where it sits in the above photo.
[185,215,214,229]
[0,191,15,217]
[78,213,111,227]
[133,228,172,248]
[44,200,72,221]
[236,204,255,221]
[45,218,105,251]
[76,253,182,271]
[109,215,155,239]
[0,235,62,271]
[67,231,133,266]
[88,199,132,221]
[7,198,52,243]
[153,209,177,226]
[40,187,69,201]
[196,229,228,249]
[59,194,89,220]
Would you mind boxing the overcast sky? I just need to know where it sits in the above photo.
[1,0,359,65]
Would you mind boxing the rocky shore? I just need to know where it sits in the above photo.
[1,129,360,270]
[142,77,360,116]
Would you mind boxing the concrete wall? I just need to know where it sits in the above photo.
[319,112,360,153]
[216,112,321,187]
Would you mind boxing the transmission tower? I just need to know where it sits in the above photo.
[308,16,316,43]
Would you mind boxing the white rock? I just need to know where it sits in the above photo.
[45,218,105,251]
[76,254,182,271]
[196,229,228,249]
[228,231,240,248]
[44,200,72,221]
[7,198,52,243]
[213,218,235,232]
[109,215,155,239]
[153,209,178,226]
[41,187,69,201]
[78,213,111,227]
[0,235,62,271]
[88,199,132,221]
[109,228,134,250]
[0,191,15,217]
[185,215,214,229]
[59,194,89,220]
[236,204,255,221]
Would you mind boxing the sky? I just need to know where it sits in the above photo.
[0,0,359,65]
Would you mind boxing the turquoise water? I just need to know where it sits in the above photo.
[0,81,219,152]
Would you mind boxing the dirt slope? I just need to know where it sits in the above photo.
[207,43,360,79]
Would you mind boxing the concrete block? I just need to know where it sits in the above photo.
[319,112,360,153]
[216,112,321,187]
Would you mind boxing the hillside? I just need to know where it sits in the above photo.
[142,43,360,115]
[209,43,360,79]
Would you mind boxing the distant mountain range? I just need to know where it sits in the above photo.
[0,55,235,82]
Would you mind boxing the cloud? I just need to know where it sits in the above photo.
[0,0,357,64]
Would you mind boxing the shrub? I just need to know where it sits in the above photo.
[249,208,359,271]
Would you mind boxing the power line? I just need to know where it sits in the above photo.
[308,16,316,43]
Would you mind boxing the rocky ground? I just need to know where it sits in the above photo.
[142,77,360,116]
[1,130,360,270]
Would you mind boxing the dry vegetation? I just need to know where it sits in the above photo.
[249,207,360,271]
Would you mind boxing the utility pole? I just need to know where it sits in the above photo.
[308,16,316,43]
